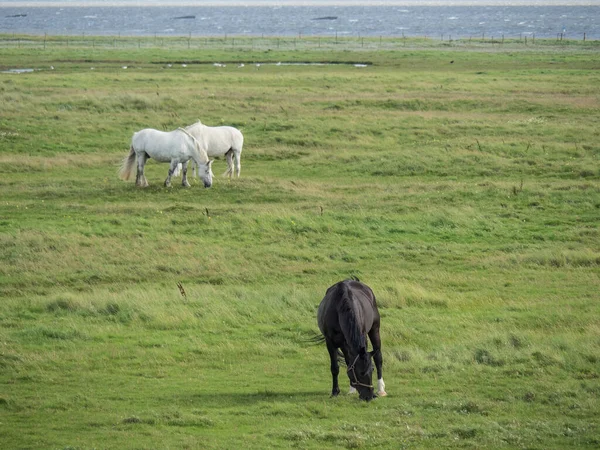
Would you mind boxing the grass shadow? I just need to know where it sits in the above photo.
[175,390,327,407]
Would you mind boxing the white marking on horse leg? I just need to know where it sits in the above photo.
[348,386,357,395]
[377,378,387,397]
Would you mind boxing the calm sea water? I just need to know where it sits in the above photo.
[0,5,598,39]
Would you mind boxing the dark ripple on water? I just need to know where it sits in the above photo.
[0,5,598,39]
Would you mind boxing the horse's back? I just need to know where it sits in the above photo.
[318,279,378,337]
[132,128,176,146]
[132,128,189,161]
[207,126,243,152]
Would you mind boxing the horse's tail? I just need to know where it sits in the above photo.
[335,281,364,351]
[119,145,136,181]
[222,149,234,178]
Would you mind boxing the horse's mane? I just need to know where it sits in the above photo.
[335,281,365,352]
[183,120,203,132]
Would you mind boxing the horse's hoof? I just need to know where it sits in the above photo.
[378,391,388,397]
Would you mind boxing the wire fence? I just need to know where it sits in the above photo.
[0,32,597,52]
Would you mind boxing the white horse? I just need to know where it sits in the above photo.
[119,128,214,188]
[174,120,244,179]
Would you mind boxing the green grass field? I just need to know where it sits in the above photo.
[1,36,599,449]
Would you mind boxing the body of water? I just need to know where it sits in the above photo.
[0,4,597,39]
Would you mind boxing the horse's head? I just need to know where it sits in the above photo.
[347,347,375,401]
[198,160,214,188]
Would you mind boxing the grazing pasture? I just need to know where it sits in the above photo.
[0,36,599,448]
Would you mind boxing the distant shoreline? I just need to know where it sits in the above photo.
[1,1,598,8]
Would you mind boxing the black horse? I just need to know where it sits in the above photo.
[317,278,387,401]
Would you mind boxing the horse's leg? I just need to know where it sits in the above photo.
[173,163,182,178]
[368,327,387,396]
[234,149,241,177]
[223,150,234,179]
[325,340,341,397]
[339,345,357,395]
[181,161,191,187]
[136,152,149,187]
[164,160,178,187]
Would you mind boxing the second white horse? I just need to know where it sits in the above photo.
[174,120,244,179]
